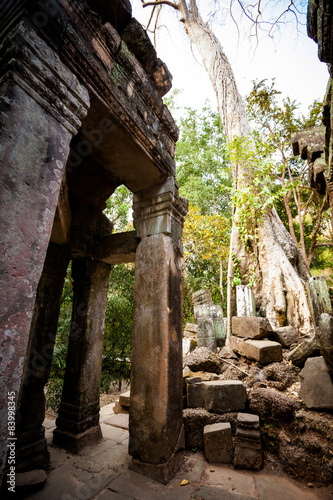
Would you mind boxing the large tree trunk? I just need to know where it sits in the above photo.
[177,0,315,336]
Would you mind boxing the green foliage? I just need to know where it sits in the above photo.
[228,134,277,252]
[46,263,73,413]
[176,103,232,216]
[245,78,332,269]
[102,264,134,391]
[175,101,232,311]
[103,185,133,232]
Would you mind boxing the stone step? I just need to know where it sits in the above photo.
[232,316,271,340]
[230,337,282,364]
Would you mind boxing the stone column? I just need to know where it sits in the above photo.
[129,177,188,484]
[53,258,111,453]
[15,243,70,472]
[0,21,89,476]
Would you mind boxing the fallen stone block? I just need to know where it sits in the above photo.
[270,326,298,347]
[114,401,129,414]
[184,323,198,337]
[317,313,333,377]
[248,388,298,421]
[184,347,221,373]
[16,470,47,496]
[204,422,233,463]
[197,316,216,351]
[187,379,205,408]
[203,380,246,413]
[232,316,271,340]
[299,356,333,410]
[234,413,263,470]
[119,390,130,407]
[234,413,262,470]
[288,335,319,366]
[183,408,239,449]
[230,337,282,364]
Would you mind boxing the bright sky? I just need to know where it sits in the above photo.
[132,0,329,116]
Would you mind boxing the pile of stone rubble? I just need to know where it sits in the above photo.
[180,287,333,486]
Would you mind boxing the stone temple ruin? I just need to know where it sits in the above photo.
[1,0,333,496]
[0,0,188,488]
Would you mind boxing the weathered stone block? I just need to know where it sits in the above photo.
[288,336,319,366]
[317,313,333,377]
[184,347,221,373]
[187,382,205,408]
[236,285,256,316]
[270,326,298,347]
[184,323,198,337]
[119,390,130,407]
[204,422,233,463]
[113,401,129,415]
[299,356,333,410]
[230,337,282,364]
[248,388,298,421]
[234,413,262,470]
[197,317,216,351]
[16,470,47,496]
[203,381,247,413]
[232,316,270,340]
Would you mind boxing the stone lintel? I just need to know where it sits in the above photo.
[1,21,89,135]
[94,231,140,264]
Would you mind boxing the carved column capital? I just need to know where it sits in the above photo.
[133,176,188,254]
[0,20,90,134]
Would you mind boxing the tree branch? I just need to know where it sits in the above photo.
[141,0,179,10]
[315,242,333,248]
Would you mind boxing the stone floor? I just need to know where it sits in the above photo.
[21,404,333,500]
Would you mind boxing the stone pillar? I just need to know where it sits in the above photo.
[0,21,89,476]
[129,177,188,484]
[16,243,70,472]
[53,258,111,453]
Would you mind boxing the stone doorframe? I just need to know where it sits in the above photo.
[0,1,188,487]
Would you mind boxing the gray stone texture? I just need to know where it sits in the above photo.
[187,382,205,408]
[299,356,333,410]
[129,233,184,475]
[53,259,111,453]
[234,413,262,470]
[203,380,247,413]
[232,316,271,340]
[287,336,319,366]
[16,243,70,472]
[15,469,47,496]
[317,313,333,377]
[230,337,282,364]
[270,326,298,347]
[204,422,233,463]
[0,21,89,475]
